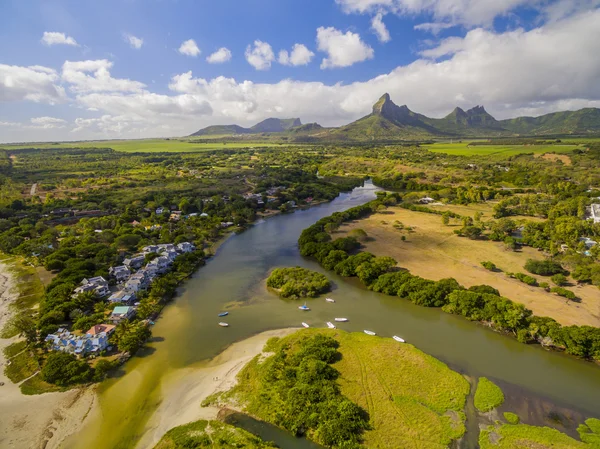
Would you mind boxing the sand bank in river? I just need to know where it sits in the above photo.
[0,260,98,449]
[136,327,297,449]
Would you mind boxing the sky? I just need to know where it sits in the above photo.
[1,0,600,143]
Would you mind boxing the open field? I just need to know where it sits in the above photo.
[423,142,579,156]
[479,423,588,448]
[0,138,290,153]
[234,329,470,449]
[335,207,600,327]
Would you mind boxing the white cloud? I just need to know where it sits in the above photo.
[41,31,79,46]
[30,116,67,129]
[207,47,232,64]
[414,22,454,34]
[335,0,538,27]
[124,34,144,49]
[178,39,201,57]
[245,40,275,70]
[316,27,374,69]
[371,13,391,42]
[278,44,315,66]
[0,64,66,103]
[62,59,146,93]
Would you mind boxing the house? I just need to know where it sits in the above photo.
[419,197,436,204]
[170,211,182,221]
[142,245,160,254]
[108,290,136,304]
[164,250,179,262]
[157,243,176,253]
[86,324,116,337]
[144,224,162,231]
[580,237,598,249]
[110,306,136,323]
[74,276,110,298]
[177,242,195,253]
[147,256,171,273]
[200,212,209,217]
[123,255,145,269]
[45,328,111,357]
[156,207,165,215]
[125,272,150,292]
[588,204,600,223]
[109,265,131,282]
[221,221,234,228]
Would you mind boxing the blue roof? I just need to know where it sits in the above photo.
[112,306,132,314]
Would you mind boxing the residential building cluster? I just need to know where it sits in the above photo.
[45,324,116,357]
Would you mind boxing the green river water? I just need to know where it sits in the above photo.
[64,181,600,449]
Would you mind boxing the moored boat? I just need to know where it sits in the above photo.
[326,322,336,329]
[392,335,405,343]
[302,322,310,328]
[299,302,310,311]
[364,330,376,336]
[334,318,348,322]
[218,322,229,327]
[325,298,335,303]
[218,312,229,317]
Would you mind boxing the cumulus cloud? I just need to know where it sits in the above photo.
[41,31,79,46]
[178,39,201,57]
[62,60,146,93]
[335,0,540,27]
[124,34,143,49]
[316,27,374,69]
[206,47,232,64]
[371,13,391,42]
[278,44,315,66]
[414,22,454,34]
[0,64,66,103]
[245,40,275,70]
[30,116,67,129]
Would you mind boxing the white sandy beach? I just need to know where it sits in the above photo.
[136,327,297,449]
[0,260,97,449]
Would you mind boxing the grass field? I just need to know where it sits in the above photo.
[235,329,470,449]
[423,142,579,156]
[4,349,39,383]
[0,138,291,153]
[479,423,588,448]
[153,420,273,449]
[474,378,505,412]
[335,206,600,327]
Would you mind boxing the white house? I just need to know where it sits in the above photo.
[109,265,131,282]
[177,242,195,253]
[108,290,136,304]
[74,277,110,297]
[124,255,145,269]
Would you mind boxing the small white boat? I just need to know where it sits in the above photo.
[325,298,335,303]
[364,330,376,336]
[218,322,229,327]
[334,318,348,322]
[299,302,310,311]
[326,322,336,329]
[302,322,310,328]
[392,336,405,343]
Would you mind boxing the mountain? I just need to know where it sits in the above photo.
[191,118,301,136]
[426,106,507,136]
[500,108,600,135]
[251,118,301,133]
[329,94,440,140]
[190,124,250,136]
[288,123,324,133]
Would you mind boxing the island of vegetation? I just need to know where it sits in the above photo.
[474,377,505,412]
[266,267,331,299]
[152,420,275,449]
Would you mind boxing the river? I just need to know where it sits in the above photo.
[65,180,600,449]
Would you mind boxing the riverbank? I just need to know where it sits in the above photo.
[136,328,298,449]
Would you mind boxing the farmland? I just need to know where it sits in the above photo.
[423,142,579,156]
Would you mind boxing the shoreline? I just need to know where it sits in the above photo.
[135,327,298,449]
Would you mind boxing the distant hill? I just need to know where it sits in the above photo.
[190,95,600,139]
[190,118,301,136]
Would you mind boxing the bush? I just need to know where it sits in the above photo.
[481,261,497,271]
[474,377,505,412]
[41,352,92,386]
[514,273,538,286]
[550,287,577,301]
[504,412,520,425]
[348,228,368,242]
[267,267,331,299]
[551,273,568,286]
[524,259,566,276]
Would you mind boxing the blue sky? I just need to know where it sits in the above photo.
[1,0,599,142]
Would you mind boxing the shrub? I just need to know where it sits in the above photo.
[481,261,497,271]
[524,259,566,276]
[348,228,368,242]
[514,272,538,286]
[550,287,576,301]
[267,267,330,299]
[551,273,568,286]
[504,412,520,425]
[474,377,505,412]
[41,352,92,386]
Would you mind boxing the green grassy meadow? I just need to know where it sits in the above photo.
[423,142,579,156]
[479,423,588,448]
[0,138,290,153]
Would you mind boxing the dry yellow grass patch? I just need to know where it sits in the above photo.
[335,207,600,327]
[537,153,572,166]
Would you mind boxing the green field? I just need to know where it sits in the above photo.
[479,423,588,448]
[423,142,579,156]
[0,138,290,153]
